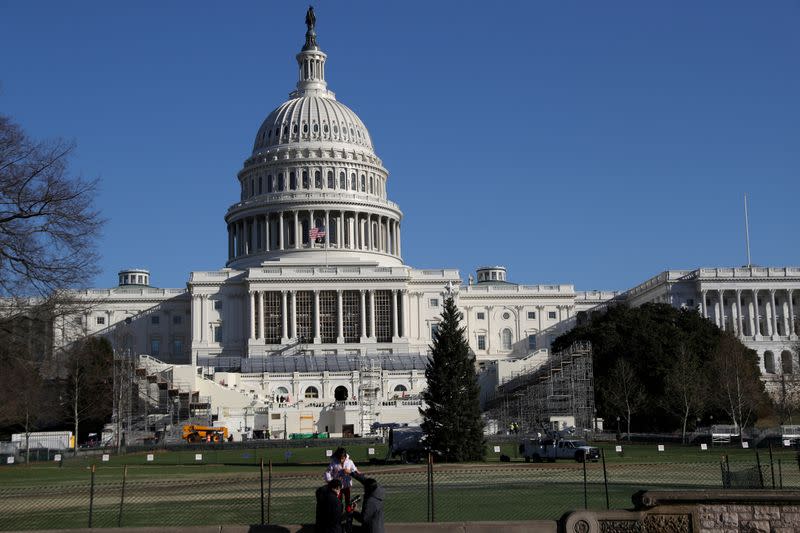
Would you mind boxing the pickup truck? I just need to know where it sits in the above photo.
[519,438,600,463]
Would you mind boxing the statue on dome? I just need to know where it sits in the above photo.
[305,6,316,31]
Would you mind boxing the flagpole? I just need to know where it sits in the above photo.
[744,194,752,268]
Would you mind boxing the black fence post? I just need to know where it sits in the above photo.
[768,443,775,489]
[755,447,764,488]
[582,457,588,509]
[268,459,273,524]
[88,464,96,528]
[260,459,265,525]
[117,465,127,527]
[601,449,610,509]
[427,453,435,523]
[779,459,783,489]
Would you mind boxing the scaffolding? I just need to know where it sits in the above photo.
[486,341,595,434]
[359,357,382,436]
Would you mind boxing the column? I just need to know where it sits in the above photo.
[249,291,256,341]
[537,305,543,333]
[359,290,367,341]
[700,290,707,319]
[718,290,725,330]
[736,290,744,337]
[789,289,796,337]
[324,210,330,248]
[396,222,402,257]
[290,290,297,340]
[369,290,376,339]
[486,306,492,352]
[293,211,300,249]
[753,289,761,336]
[313,290,320,343]
[228,226,234,259]
[337,290,344,343]
[770,289,778,337]
[257,291,265,341]
[281,291,288,342]
[278,212,284,250]
[265,215,271,252]
[747,292,756,337]
[391,289,399,340]
[307,210,313,248]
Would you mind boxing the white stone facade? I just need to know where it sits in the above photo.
[50,13,798,437]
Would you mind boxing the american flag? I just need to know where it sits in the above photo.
[309,227,326,241]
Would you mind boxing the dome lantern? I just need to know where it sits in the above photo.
[292,6,331,98]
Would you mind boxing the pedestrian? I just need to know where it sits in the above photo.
[315,478,344,533]
[354,477,384,533]
[324,447,359,507]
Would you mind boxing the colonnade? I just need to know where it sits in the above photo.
[228,209,401,260]
[247,288,408,345]
[700,288,798,338]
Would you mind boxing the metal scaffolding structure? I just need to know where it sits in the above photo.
[486,341,595,434]
[359,357,381,436]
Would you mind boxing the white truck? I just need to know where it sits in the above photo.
[519,437,600,463]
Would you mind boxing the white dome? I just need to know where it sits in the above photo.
[253,95,373,154]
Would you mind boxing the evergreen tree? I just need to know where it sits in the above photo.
[420,295,485,462]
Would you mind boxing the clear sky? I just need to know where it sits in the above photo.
[2,1,798,292]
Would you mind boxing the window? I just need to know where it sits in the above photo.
[172,338,183,356]
[150,338,160,356]
[360,175,366,192]
[548,311,557,320]
[278,173,285,191]
[214,325,223,343]
[302,171,309,188]
[173,314,182,325]
[491,272,497,280]
[429,298,439,308]
[258,177,262,194]
[501,328,512,350]
[96,316,105,325]
[267,175,273,193]
[327,171,334,189]
[477,335,486,350]
[394,384,408,392]
[304,386,319,399]
[351,173,357,190]
[528,334,536,350]
[340,172,346,189]
[476,312,485,320]
[214,300,223,310]
[782,351,794,374]
[502,312,510,320]
[431,323,439,339]
[290,172,297,190]
[315,171,322,189]
[527,311,536,320]
[151,315,160,325]
[764,351,776,374]
[334,386,348,401]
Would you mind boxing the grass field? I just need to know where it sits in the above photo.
[1,442,797,530]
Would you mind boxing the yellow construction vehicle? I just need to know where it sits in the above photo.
[182,424,229,443]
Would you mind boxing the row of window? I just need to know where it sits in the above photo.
[260,120,368,146]
[242,170,385,200]
[95,314,186,326]
[149,337,184,358]
[472,310,557,320]
[474,332,537,352]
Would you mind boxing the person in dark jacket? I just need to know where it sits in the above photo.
[354,478,384,533]
[315,479,344,533]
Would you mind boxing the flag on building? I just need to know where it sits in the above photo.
[309,227,326,241]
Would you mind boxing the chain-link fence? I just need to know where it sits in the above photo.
[2,450,799,531]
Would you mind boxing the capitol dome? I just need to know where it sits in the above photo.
[224,10,403,269]
[253,96,374,154]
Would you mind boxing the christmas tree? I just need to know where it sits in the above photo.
[420,295,485,462]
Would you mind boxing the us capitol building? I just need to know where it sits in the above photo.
[55,11,800,440]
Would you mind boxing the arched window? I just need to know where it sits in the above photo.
[782,350,794,374]
[340,172,346,189]
[360,175,366,192]
[764,351,776,374]
[277,173,285,191]
[501,328,513,350]
[315,171,322,189]
[304,386,319,399]
[351,173,357,190]
[369,176,374,194]
[267,175,273,193]
[274,386,289,401]
[258,177,262,195]
[290,172,297,190]
[394,385,407,393]
[334,386,348,401]
[302,171,309,189]
[327,171,334,189]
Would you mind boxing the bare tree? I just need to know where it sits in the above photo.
[0,358,50,463]
[710,333,768,431]
[605,358,645,440]
[662,344,706,443]
[0,115,102,299]
[62,337,113,454]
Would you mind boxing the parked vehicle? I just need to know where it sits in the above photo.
[181,424,229,443]
[519,437,600,463]
[388,426,427,464]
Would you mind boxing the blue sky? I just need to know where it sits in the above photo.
[2,1,798,291]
